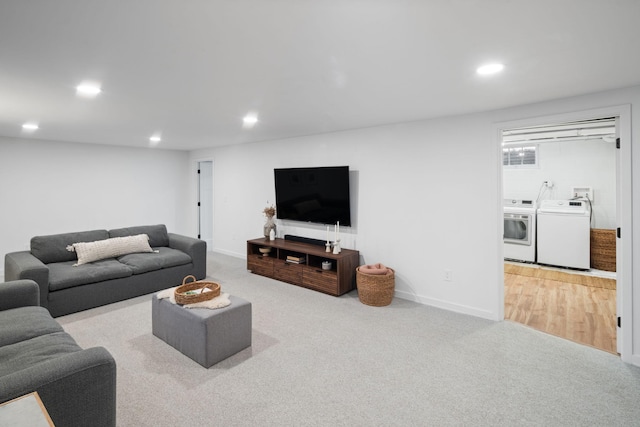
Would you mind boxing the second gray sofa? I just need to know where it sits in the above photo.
[0,280,116,426]
[4,224,206,317]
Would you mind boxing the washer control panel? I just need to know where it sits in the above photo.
[538,199,589,214]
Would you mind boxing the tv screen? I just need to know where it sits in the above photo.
[274,166,352,226]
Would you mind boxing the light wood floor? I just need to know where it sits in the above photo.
[504,264,617,354]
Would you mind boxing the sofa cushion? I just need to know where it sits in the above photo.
[67,234,154,266]
[48,259,134,291]
[0,306,64,347]
[109,224,169,248]
[0,331,81,377]
[31,229,109,264]
[117,247,192,275]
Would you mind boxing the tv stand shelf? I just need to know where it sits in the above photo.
[247,237,360,296]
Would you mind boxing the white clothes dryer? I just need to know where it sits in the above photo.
[503,199,536,263]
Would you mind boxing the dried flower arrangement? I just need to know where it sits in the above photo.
[263,204,276,218]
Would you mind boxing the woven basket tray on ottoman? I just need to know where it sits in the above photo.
[151,294,252,368]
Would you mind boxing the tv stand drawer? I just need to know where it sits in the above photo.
[273,261,303,284]
[247,255,274,277]
[303,266,338,294]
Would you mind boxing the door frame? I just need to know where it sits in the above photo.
[495,104,632,363]
[194,158,214,250]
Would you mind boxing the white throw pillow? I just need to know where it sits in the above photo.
[66,234,154,266]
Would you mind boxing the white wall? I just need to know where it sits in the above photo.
[191,114,501,320]
[0,137,191,278]
[190,84,640,365]
[504,138,617,228]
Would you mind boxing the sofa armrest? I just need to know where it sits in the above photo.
[0,346,117,427]
[4,251,50,308]
[0,280,40,311]
[168,233,207,279]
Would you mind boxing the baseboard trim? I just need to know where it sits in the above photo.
[209,249,499,322]
[627,354,640,368]
[211,248,245,259]
[394,289,498,321]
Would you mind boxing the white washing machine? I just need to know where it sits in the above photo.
[504,199,536,263]
[537,199,591,270]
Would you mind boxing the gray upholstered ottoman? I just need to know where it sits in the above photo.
[151,294,252,368]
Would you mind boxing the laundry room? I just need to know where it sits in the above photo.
[502,117,619,355]
[503,117,617,272]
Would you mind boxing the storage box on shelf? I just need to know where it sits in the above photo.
[246,238,359,296]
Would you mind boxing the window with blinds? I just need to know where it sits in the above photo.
[503,145,537,168]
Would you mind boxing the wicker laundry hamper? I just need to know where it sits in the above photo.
[356,266,395,307]
[590,229,616,272]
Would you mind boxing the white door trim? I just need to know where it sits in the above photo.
[494,104,633,364]
[194,157,214,250]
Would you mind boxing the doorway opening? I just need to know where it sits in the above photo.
[499,110,629,357]
[198,161,213,249]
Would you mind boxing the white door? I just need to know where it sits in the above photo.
[198,161,213,249]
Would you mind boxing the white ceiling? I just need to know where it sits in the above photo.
[1,0,639,151]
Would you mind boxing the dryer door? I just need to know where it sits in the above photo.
[504,213,531,245]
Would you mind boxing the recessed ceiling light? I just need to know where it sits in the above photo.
[476,63,504,75]
[76,82,102,97]
[149,135,161,145]
[243,113,258,128]
[22,122,39,131]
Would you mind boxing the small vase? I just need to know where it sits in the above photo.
[263,216,276,239]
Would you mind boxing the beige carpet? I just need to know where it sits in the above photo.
[55,253,640,426]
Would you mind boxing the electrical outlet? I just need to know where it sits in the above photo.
[444,270,453,282]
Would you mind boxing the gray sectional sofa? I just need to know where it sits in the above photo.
[0,279,116,426]
[4,224,206,317]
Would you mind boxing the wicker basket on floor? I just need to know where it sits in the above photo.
[590,229,616,272]
[174,275,221,305]
[356,267,395,307]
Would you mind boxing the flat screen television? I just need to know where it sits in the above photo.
[274,166,352,226]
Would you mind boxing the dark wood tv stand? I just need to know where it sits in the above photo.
[246,237,360,296]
